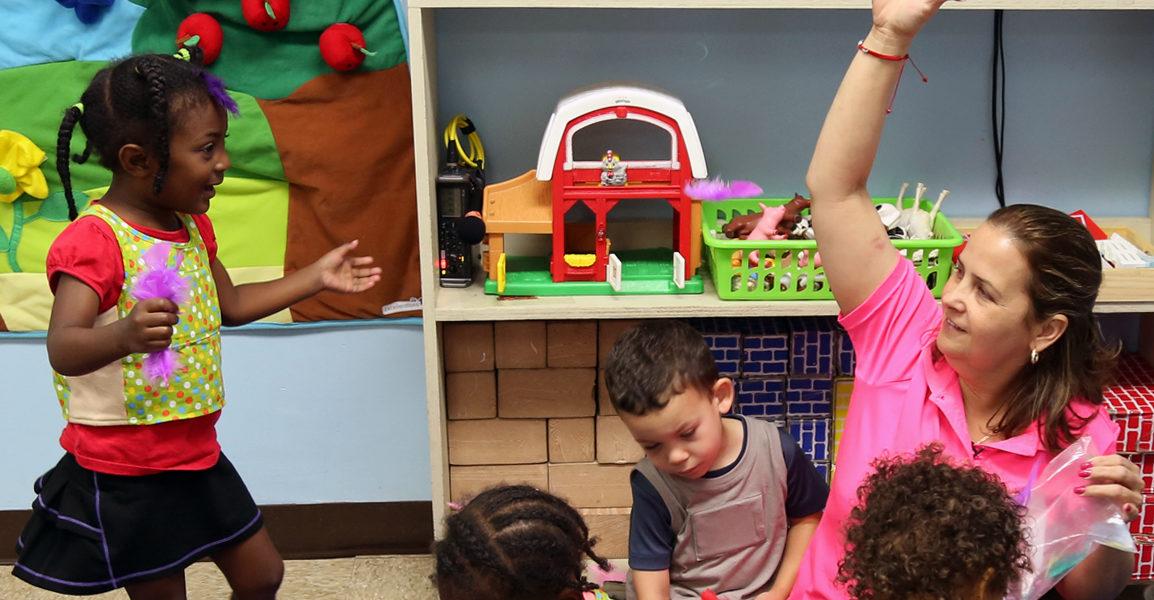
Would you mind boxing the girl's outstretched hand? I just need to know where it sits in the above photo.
[315,239,382,293]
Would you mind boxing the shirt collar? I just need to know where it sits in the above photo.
[922,341,1043,458]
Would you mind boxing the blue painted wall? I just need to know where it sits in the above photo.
[435,9,1153,219]
[0,322,430,509]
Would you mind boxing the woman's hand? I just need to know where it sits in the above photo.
[314,239,382,294]
[1078,453,1145,521]
[868,0,951,54]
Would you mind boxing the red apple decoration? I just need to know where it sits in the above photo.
[176,13,224,65]
[243,0,290,32]
[319,23,375,72]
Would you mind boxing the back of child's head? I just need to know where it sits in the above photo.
[604,320,718,416]
[57,48,239,220]
[433,485,610,600]
[837,443,1031,600]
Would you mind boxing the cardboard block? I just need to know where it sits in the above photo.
[549,418,596,463]
[598,319,644,364]
[597,369,617,416]
[596,416,644,464]
[1104,355,1154,454]
[445,371,497,420]
[832,377,854,462]
[736,377,785,420]
[580,507,631,559]
[449,464,549,504]
[447,419,547,465]
[789,417,831,463]
[547,321,598,368]
[786,375,833,417]
[495,321,548,369]
[549,463,633,508]
[443,322,495,372]
[499,368,596,418]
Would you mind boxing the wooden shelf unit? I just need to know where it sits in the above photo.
[407,2,1154,534]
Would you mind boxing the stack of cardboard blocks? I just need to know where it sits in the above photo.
[441,319,644,558]
[1103,353,1154,581]
[690,316,855,483]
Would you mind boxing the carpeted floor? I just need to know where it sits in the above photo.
[0,555,437,600]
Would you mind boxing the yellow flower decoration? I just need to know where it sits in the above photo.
[0,130,49,203]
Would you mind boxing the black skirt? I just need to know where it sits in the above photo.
[12,452,263,595]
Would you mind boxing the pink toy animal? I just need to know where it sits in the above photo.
[744,203,788,266]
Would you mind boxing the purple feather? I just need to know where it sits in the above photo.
[684,178,763,200]
[144,349,180,387]
[131,243,191,386]
[201,72,240,116]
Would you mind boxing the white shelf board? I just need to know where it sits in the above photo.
[433,276,841,321]
[410,0,1154,9]
[431,273,1154,320]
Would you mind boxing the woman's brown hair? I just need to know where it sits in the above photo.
[985,204,1120,453]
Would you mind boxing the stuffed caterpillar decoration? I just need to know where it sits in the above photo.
[130,243,191,386]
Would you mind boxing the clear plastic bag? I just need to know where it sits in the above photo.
[1008,436,1137,600]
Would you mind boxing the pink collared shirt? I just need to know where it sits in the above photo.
[789,258,1119,600]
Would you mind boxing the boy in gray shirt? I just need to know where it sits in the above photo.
[605,320,828,600]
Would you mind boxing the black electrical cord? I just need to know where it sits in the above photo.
[991,10,1006,207]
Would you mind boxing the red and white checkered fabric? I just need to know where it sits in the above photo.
[1104,355,1154,454]
[1135,534,1154,581]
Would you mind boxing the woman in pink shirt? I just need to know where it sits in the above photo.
[789,1,1146,599]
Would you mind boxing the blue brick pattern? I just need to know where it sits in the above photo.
[811,460,831,484]
[736,377,785,419]
[789,418,831,462]
[739,319,790,377]
[835,326,856,376]
[786,376,832,416]
[788,317,835,375]
[688,318,743,377]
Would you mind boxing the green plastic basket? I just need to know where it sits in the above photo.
[701,197,964,300]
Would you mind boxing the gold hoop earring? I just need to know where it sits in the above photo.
[1030,348,1039,364]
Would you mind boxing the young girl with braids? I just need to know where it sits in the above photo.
[12,51,381,598]
[434,485,615,600]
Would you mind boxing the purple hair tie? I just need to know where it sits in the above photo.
[201,71,240,116]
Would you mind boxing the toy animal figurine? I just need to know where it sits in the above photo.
[777,193,812,237]
[600,150,627,186]
[721,193,809,240]
[744,203,789,266]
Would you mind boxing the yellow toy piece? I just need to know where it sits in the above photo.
[496,253,507,294]
[0,130,48,203]
[564,253,596,268]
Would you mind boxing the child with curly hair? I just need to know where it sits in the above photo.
[837,443,1032,600]
[433,485,615,600]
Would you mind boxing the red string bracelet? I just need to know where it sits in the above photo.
[857,40,927,114]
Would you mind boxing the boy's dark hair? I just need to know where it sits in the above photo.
[603,320,718,415]
[433,485,610,600]
[56,50,237,220]
[837,443,1031,600]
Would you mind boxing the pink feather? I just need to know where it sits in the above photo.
[684,178,763,200]
[130,243,191,386]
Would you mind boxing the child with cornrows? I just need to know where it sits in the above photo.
[433,485,615,600]
[12,50,381,598]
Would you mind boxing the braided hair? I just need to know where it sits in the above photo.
[56,50,238,220]
[434,485,611,600]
